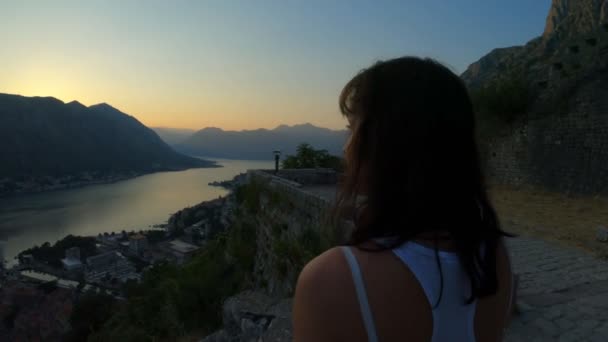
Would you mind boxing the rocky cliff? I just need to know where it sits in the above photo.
[544,0,608,39]
[463,0,608,88]
[463,0,608,195]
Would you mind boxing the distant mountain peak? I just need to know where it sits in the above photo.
[273,123,324,132]
[274,124,290,130]
[0,93,62,104]
[200,127,224,132]
[176,122,347,160]
[292,122,316,128]
[30,95,65,106]
[89,102,115,110]
[67,100,87,109]
[88,102,130,118]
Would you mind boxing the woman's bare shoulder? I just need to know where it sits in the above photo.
[296,246,351,300]
[293,247,359,341]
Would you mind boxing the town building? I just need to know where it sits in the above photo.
[85,251,138,284]
[65,247,80,260]
[61,247,83,272]
[166,239,199,264]
[19,254,34,265]
[129,234,148,256]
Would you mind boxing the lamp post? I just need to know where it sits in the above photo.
[273,150,281,174]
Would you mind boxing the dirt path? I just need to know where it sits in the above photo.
[490,185,608,258]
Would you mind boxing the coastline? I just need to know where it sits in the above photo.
[0,170,240,261]
[0,163,222,198]
[10,185,231,273]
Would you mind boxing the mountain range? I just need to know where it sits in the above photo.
[151,127,197,146]
[0,93,212,183]
[158,124,348,160]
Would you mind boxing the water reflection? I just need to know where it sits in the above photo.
[0,159,271,261]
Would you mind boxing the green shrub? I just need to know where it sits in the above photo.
[281,143,343,171]
[268,190,282,206]
[271,224,335,282]
[271,223,283,239]
[272,236,291,260]
[276,258,289,278]
[235,180,264,214]
[470,73,531,137]
[19,235,97,268]
[64,292,117,342]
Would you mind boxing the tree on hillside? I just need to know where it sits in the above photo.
[470,72,531,123]
[18,235,97,268]
[64,292,116,342]
[469,71,533,140]
[281,143,343,170]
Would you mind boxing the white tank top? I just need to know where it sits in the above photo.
[341,242,483,342]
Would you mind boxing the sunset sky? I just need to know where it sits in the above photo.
[0,0,550,130]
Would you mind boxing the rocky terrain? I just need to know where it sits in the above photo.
[201,291,292,342]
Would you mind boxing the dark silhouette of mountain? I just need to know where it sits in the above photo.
[151,127,197,146]
[175,123,347,160]
[0,93,213,181]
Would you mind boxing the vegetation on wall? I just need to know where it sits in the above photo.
[271,222,338,291]
[236,175,342,294]
[470,72,532,137]
[281,143,343,171]
[235,178,264,213]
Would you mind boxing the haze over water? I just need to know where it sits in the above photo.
[0,159,271,262]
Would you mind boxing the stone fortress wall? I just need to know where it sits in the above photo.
[247,169,334,217]
[244,169,342,297]
[542,23,608,86]
[484,25,608,195]
[485,76,608,194]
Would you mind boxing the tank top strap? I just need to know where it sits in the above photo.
[340,246,379,342]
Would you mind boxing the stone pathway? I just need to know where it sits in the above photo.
[505,237,608,341]
[202,236,608,342]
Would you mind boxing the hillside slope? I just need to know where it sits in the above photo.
[0,94,213,194]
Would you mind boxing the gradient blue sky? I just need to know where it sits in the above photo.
[0,0,551,130]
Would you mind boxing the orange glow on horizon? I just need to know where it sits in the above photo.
[0,1,550,133]
[1,88,345,131]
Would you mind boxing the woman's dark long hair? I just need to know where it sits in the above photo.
[337,56,511,303]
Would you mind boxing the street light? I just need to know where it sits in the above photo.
[273,150,281,174]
